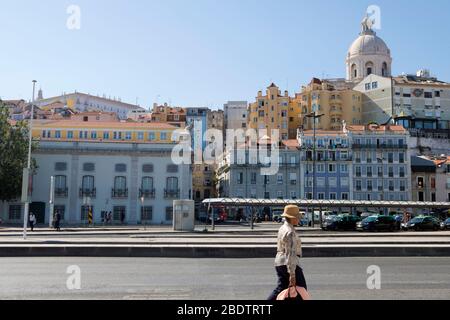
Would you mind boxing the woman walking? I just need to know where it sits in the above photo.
[268,205,307,300]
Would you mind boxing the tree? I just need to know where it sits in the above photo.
[0,101,37,201]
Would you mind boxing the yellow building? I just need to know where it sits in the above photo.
[248,83,291,140]
[248,81,362,138]
[293,78,363,131]
[32,120,177,143]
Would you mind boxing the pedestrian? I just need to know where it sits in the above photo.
[120,211,125,224]
[107,211,112,224]
[54,211,61,231]
[268,205,308,301]
[29,212,36,231]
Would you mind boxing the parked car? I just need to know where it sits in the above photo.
[404,216,441,231]
[322,215,361,231]
[360,212,379,219]
[441,218,450,230]
[356,215,398,232]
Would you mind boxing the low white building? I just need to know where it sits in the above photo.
[1,131,191,226]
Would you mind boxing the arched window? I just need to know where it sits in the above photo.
[351,64,357,79]
[365,62,374,76]
[141,177,154,191]
[114,176,127,190]
[166,177,178,191]
[82,175,94,190]
[382,62,388,77]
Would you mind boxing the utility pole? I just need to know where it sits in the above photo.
[49,176,55,228]
[22,80,37,240]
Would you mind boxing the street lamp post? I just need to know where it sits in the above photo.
[305,111,324,229]
[140,196,146,230]
[22,80,37,240]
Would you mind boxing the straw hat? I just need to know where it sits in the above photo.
[281,205,301,219]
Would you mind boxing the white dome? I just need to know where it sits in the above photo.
[348,33,390,57]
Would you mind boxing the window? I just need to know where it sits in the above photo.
[371,82,378,89]
[114,176,127,190]
[251,172,257,184]
[137,132,144,140]
[166,177,178,191]
[115,164,127,172]
[141,206,153,221]
[424,92,433,99]
[125,132,132,140]
[431,177,436,189]
[9,205,21,220]
[67,131,73,139]
[317,177,325,187]
[400,180,406,191]
[356,180,362,191]
[142,164,154,173]
[399,153,405,163]
[103,131,110,139]
[388,167,394,178]
[340,164,348,173]
[367,180,373,191]
[318,193,325,200]
[167,164,178,173]
[277,174,283,184]
[418,191,424,202]
[237,172,243,184]
[277,191,283,199]
[163,207,173,221]
[141,177,154,191]
[329,193,337,200]
[83,163,95,172]
[367,166,373,177]
[113,206,126,222]
[388,153,394,163]
[55,175,67,193]
[290,191,297,200]
[90,131,97,139]
[82,175,94,191]
[356,166,361,177]
[389,180,394,191]
[365,83,371,90]
[55,162,67,171]
[417,177,424,188]
[329,177,337,187]
[160,132,167,140]
[290,173,297,185]
[148,132,156,141]
[399,166,405,178]
[341,177,349,186]
[340,151,348,160]
[341,193,349,200]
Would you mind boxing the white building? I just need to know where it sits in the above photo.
[36,92,144,120]
[224,101,248,132]
[346,16,392,82]
[1,124,192,226]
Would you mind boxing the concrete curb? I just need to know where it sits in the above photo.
[0,245,449,258]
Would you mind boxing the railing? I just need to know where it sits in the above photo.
[139,188,155,199]
[352,144,408,150]
[55,188,68,198]
[164,189,180,199]
[79,188,96,198]
[111,188,128,198]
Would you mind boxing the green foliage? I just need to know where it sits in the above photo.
[0,101,38,201]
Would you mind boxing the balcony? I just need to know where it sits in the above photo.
[139,188,155,199]
[330,108,343,117]
[79,188,96,198]
[164,189,180,199]
[352,144,408,150]
[55,188,68,198]
[111,188,128,198]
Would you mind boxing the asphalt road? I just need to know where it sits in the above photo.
[0,257,449,300]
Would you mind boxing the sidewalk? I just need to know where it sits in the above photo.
[0,229,449,258]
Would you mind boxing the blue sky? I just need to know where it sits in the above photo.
[1,0,449,109]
